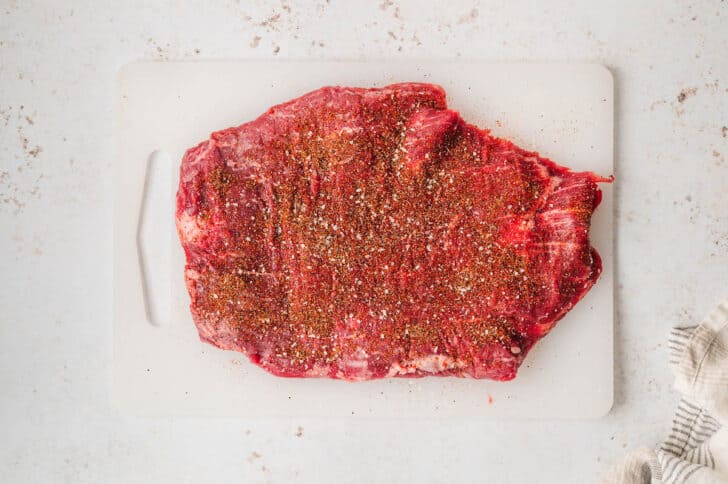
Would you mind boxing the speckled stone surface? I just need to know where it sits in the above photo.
[1,1,727,482]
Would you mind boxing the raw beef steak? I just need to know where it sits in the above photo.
[176,83,610,381]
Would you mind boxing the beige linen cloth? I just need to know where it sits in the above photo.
[602,300,728,483]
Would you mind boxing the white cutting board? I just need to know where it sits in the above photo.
[113,61,613,418]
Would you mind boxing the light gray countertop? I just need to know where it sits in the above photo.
[1,1,727,482]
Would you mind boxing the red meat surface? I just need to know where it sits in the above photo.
[176,83,611,381]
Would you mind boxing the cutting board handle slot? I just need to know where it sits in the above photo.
[137,150,173,327]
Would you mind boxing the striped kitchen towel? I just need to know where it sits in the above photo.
[602,299,728,483]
